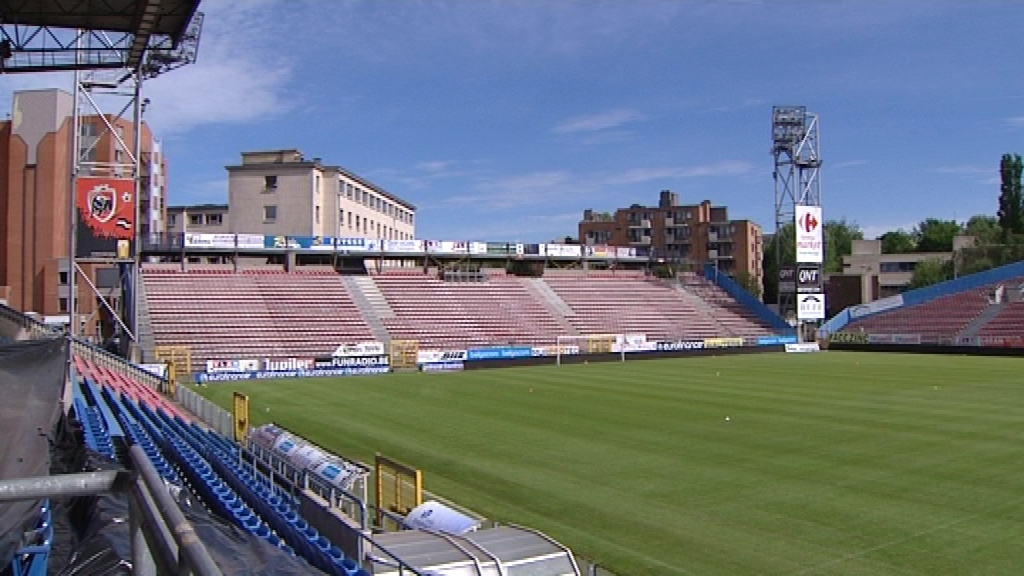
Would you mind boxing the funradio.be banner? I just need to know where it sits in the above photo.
[313,355,390,368]
[795,205,823,264]
[333,341,386,358]
[655,340,706,352]
[756,335,799,346]
[466,347,533,361]
[703,337,745,349]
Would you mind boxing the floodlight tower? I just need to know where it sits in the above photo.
[1,1,203,360]
[772,106,823,333]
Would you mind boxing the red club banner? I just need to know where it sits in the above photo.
[75,177,136,258]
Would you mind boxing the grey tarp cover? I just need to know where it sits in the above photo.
[0,337,67,570]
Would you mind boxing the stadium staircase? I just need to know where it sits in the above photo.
[134,274,157,362]
[341,275,393,343]
[525,278,582,337]
[956,302,1005,340]
[671,280,739,336]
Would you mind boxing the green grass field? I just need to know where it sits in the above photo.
[197,352,1024,575]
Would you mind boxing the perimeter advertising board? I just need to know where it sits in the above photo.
[795,205,823,264]
[797,292,826,320]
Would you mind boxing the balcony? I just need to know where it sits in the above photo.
[628,219,651,229]
[630,235,652,246]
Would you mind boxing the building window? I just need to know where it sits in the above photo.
[189,214,203,226]
[264,175,278,190]
[207,213,223,225]
[58,298,68,313]
[355,215,360,229]
[348,213,353,229]
[263,205,277,222]
[59,271,69,285]
[168,214,176,226]
[315,205,320,225]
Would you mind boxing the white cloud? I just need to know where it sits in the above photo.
[833,160,867,169]
[609,161,752,184]
[931,165,993,175]
[416,161,452,172]
[552,108,646,134]
[1005,116,1024,128]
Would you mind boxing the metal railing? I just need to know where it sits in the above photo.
[0,445,222,576]
[175,385,234,438]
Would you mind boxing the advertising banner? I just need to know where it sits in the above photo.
[264,235,299,249]
[530,345,580,357]
[544,244,582,258]
[778,267,796,292]
[756,335,799,346]
[333,341,386,358]
[336,237,368,251]
[137,363,168,379]
[290,236,335,250]
[426,240,468,254]
[236,234,265,249]
[314,355,390,368]
[703,337,745,349]
[485,242,512,255]
[206,358,260,373]
[616,247,638,259]
[197,365,390,382]
[655,340,706,352]
[797,292,826,320]
[795,205,823,264]
[828,332,868,344]
[385,239,425,253]
[420,362,465,372]
[75,177,136,258]
[585,245,611,258]
[612,334,652,353]
[416,350,468,364]
[184,233,236,249]
[469,242,488,255]
[797,266,823,293]
[785,343,821,353]
[466,347,533,361]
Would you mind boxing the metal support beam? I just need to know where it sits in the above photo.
[0,470,131,502]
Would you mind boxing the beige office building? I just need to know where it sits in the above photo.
[225,149,416,240]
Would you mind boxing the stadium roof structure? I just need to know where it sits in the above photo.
[0,0,202,74]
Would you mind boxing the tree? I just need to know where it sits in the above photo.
[913,218,962,253]
[733,270,762,300]
[823,219,863,274]
[964,214,1000,246]
[761,223,795,304]
[998,153,1024,238]
[909,257,954,289]
[879,229,916,254]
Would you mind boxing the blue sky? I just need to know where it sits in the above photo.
[4,1,1024,242]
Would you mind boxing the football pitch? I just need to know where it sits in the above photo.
[198,351,1024,575]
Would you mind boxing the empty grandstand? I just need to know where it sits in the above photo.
[140,264,777,366]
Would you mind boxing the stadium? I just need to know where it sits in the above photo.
[2,3,1024,576]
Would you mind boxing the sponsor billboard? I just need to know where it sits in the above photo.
[336,237,368,251]
[785,342,821,353]
[420,362,465,372]
[795,205,823,264]
[333,341,386,358]
[197,365,389,383]
[264,235,299,249]
[584,245,612,258]
[828,332,868,344]
[236,234,265,249]
[385,239,426,253]
[756,335,799,346]
[206,358,260,373]
[469,242,488,255]
[466,347,533,361]
[797,266,823,293]
[184,233,236,249]
[703,337,745,349]
[75,177,136,258]
[655,340,706,352]
[615,247,638,259]
[530,345,580,357]
[314,355,390,368]
[544,244,583,258]
[778,267,796,292]
[797,292,826,320]
[485,242,512,255]
[290,236,335,250]
[416,350,468,364]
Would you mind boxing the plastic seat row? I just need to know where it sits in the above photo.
[8,500,52,576]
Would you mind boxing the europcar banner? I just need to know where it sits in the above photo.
[655,340,705,352]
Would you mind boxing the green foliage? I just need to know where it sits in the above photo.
[879,229,916,254]
[964,215,1000,246]
[998,153,1024,237]
[913,218,962,253]
[909,257,954,289]
[761,223,795,304]
[652,264,676,279]
[732,270,762,299]
[823,219,864,273]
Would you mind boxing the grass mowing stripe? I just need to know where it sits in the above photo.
[198,352,1024,575]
